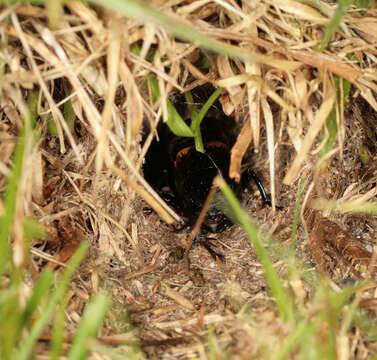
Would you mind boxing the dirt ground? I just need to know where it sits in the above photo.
[32,90,377,358]
[1,1,377,359]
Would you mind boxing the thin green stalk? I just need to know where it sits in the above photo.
[92,0,298,70]
[19,270,54,333]
[271,320,309,360]
[0,129,26,278]
[68,294,111,360]
[196,88,223,125]
[316,0,353,51]
[49,303,66,360]
[217,177,294,323]
[16,242,89,360]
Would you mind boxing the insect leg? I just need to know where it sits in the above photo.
[242,169,271,206]
[194,235,225,261]
[202,241,225,261]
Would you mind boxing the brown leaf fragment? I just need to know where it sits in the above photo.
[162,283,195,310]
[119,262,160,281]
[45,218,83,270]
[229,120,252,182]
[45,240,80,270]
[247,36,362,84]
[217,55,243,115]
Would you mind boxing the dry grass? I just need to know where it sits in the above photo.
[1,0,377,358]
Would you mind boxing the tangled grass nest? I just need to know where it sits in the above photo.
[1,0,377,358]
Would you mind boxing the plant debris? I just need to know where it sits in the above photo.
[1,0,377,358]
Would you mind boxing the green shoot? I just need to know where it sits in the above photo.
[216,177,294,323]
[68,294,111,360]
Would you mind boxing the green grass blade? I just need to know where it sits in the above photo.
[67,294,111,360]
[49,303,66,360]
[92,0,265,65]
[22,217,46,241]
[27,91,39,129]
[329,282,366,309]
[166,100,194,137]
[16,242,89,360]
[0,126,27,278]
[216,177,294,322]
[63,99,76,133]
[271,320,309,360]
[184,91,199,122]
[0,283,21,360]
[19,270,54,331]
[207,325,218,360]
[147,75,193,137]
[358,146,370,165]
[146,75,160,103]
[316,0,353,52]
[195,87,223,127]
[184,91,204,152]
[190,87,223,152]
[0,95,37,359]
[297,322,318,359]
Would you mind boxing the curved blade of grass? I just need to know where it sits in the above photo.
[0,95,37,359]
[214,182,319,287]
[271,320,309,360]
[49,303,66,360]
[27,91,38,129]
[215,177,294,322]
[195,88,223,126]
[297,322,318,359]
[4,271,53,358]
[19,270,54,332]
[184,91,204,152]
[166,100,194,137]
[316,0,353,52]
[92,0,300,70]
[207,325,218,360]
[191,87,223,153]
[146,76,160,104]
[184,91,198,122]
[67,294,111,360]
[0,283,21,359]
[16,242,89,360]
[0,113,31,278]
[147,76,193,137]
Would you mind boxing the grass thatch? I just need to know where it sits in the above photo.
[1,0,377,358]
